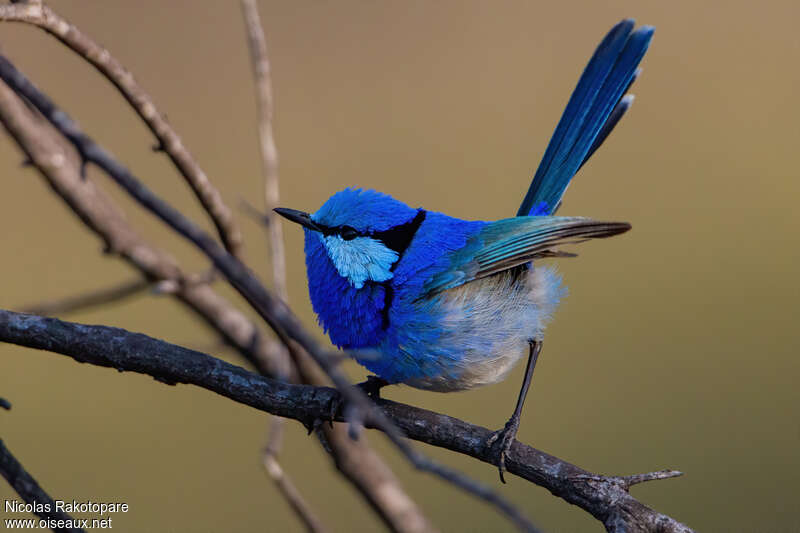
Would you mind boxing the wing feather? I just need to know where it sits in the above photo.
[422,217,629,296]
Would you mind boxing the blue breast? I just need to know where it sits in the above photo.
[304,228,388,348]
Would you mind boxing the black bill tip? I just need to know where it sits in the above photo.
[274,207,323,232]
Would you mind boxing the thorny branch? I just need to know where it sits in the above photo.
[0,310,693,533]
[0,50,540,533]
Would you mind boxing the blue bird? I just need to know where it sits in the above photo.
[276,19,654,481]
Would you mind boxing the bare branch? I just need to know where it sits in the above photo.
[243,3,411,529]
[0,1,244,258]
[18,277,150,316]
[0,437,86,533]
[0,309,694,533]
[0,55,429,533]
[239,3,324,529]
[293,344,439,533]
[261,417,329,533]
[0,64,290,380]
[240,0,287,301]
[0,53,539,533]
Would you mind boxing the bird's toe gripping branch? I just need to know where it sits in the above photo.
[303,375,389,435]
[486,413,522,483]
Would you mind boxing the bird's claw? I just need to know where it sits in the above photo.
[304,376,387,435]
[359,375,388,399]
[305,394,341,435]
[485,414,520,483]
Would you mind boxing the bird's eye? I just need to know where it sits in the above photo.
[339,226,359,241]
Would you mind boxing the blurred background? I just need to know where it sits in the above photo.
[1,1,798,531]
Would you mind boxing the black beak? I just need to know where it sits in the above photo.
[274,207,323,232]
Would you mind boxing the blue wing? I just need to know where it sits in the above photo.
[422,216,630,296]
[518,19,654,217]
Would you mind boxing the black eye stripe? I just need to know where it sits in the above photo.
[320,210,427,256]
[372,209,427,255]
[340,225,358,240]
[378,209,426,330]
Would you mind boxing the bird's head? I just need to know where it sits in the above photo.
[276,188,425,289]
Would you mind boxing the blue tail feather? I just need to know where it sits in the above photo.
[518,20,654,217]
[580,68,641,171]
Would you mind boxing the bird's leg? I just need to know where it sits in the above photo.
[485,339,542,483]
[357,375,389,399]
[305,375,389,434]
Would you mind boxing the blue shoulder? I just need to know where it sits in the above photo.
[391,211,486,292]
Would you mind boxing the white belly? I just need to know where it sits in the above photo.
[404,265,564,392]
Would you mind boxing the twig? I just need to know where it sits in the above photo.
[262,417,329,533]
[0,1,244,258]
[18,277,150,316]
[0,67,290,380]
[290,338,439,533]
[0,66,429,533]
[0,437,86,533]
[0,309,694,533]
[622,470,684,488]
[240,0,287,302]
[152,268,217,295]
[0,52,540,533]
[239,3,323,530]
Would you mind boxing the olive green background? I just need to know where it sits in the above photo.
[1,1,798,532]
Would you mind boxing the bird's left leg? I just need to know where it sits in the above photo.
[358,375,389,399]
[486,339,542,483]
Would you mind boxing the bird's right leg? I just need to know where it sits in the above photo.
[485,339,542,483]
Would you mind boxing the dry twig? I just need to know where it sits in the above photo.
[261,417,329,533]
[19,277,150,316]
[240,0,287,301]
[0,56,289,383]
[0,0,244,258]
[240,2,322,529]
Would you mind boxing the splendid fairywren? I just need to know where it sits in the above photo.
[277,19,654,481]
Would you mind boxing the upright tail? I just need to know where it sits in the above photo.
[518,19,654,217]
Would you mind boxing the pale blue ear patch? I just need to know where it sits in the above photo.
[323,235,399,289]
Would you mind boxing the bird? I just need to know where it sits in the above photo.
[276,19,654,482]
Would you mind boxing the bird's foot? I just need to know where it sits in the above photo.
[304,392,341,435]
[358,375,388,399]
[485,414,520,483]
[304,376,388,435]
